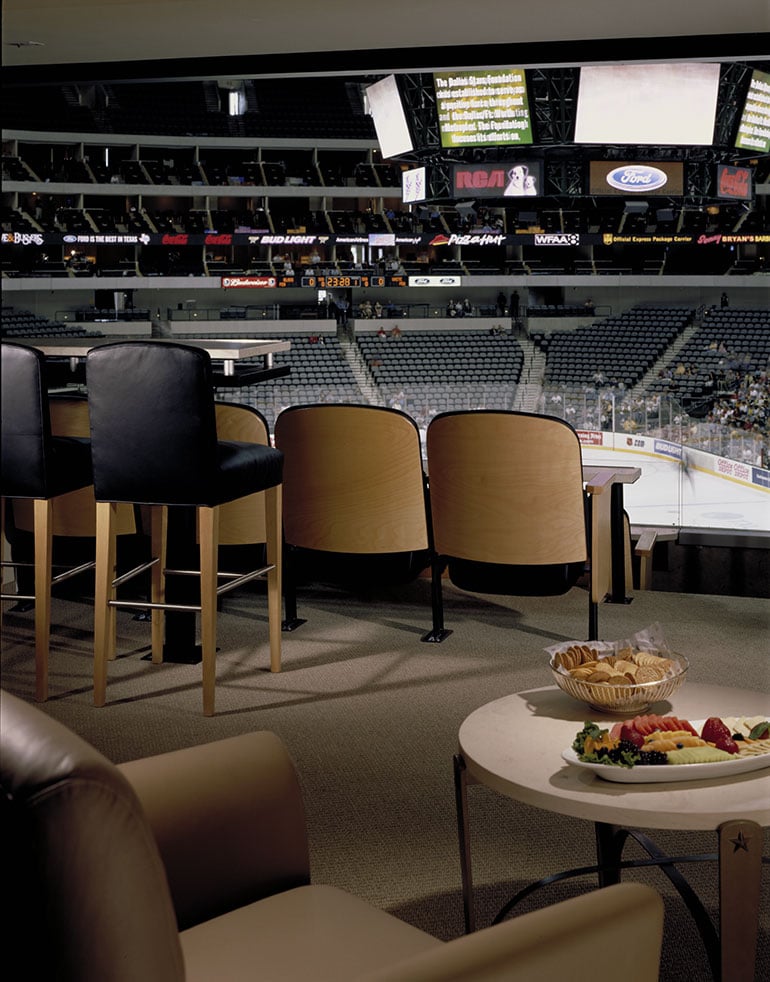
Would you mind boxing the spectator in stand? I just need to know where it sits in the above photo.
[496,291,506,316]
[721,292,729,308]
[334,296,349,327]
[510,291,520,320]
[707,369,768,437]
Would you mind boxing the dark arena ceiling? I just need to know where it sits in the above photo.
[2,0,769,81]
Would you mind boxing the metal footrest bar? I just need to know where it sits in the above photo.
[1,559,96,601]
[0,591,35,601]
[108,599,205,613]
[112,557,159,588]
[107,564,274,612]
[215,564,273,597]
[162,564,273,592]
[51,560,96,585]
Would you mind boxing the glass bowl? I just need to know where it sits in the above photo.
[550,653,689,715]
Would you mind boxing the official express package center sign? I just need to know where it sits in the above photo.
[434,69,533,148]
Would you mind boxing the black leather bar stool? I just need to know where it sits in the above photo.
[85,341,284,716]
[0,342,95,701]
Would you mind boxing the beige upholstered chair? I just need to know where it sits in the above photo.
[0,689,664,982]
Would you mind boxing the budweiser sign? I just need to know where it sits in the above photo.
[222,276,277,288]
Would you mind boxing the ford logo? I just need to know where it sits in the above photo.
[63,234,78,242]
[606,165,668,192]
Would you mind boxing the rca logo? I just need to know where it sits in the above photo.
[454,168,506,190]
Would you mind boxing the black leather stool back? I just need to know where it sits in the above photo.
[86,342,220,505]
[1,342,92,500]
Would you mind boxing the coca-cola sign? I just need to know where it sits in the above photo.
[717,164,752,201]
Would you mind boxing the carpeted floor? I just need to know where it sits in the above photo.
[2,576,769,981]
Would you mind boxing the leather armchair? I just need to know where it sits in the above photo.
[0,690,664,981]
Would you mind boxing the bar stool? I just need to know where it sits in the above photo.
[0,342,95,701]
[85,341,284,716]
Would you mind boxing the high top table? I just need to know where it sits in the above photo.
[455,683,770,982]
[13,335,292,387]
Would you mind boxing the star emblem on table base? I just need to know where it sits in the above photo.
[729,830,751,853]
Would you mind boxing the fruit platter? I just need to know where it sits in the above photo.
[562,713,770,783]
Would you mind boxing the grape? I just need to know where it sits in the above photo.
[637,750,668,765]
[607,741,640,766]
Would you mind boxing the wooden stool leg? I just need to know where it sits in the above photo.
[150,506,167,664]
[198,506,219,717]
[265,483,282,673]
[33,498,54,702]
[94,501,118,707]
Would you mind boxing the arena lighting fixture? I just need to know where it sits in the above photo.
[218,79,246,116]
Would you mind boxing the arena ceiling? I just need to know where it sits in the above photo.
[2,0,769,84]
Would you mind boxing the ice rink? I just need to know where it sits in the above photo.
[581,445,770,532]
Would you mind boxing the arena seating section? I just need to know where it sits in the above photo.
[647,307,770,408]
[534,308,693,390]
[2,303,767,457]
[357,331,524,426]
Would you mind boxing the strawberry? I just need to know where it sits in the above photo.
[700,717,740,754]
[620,723,645,748]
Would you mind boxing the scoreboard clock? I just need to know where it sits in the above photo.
[300,274,389,289]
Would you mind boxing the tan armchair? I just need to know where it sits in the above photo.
[0,689,664,981]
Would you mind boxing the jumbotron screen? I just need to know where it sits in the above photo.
[574,63,720,146]
[433,68,533,148]
[734,68,770,153]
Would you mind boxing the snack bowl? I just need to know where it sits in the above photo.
[550,653,689,715]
